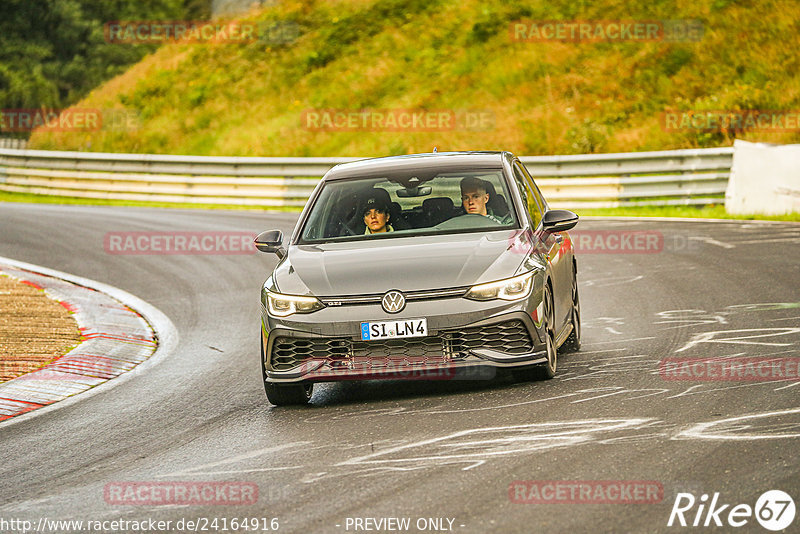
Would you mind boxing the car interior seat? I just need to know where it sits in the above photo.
[389,201,410,230]
[325,189,361,237]
[422,197,455,227]
[483,180,510,218]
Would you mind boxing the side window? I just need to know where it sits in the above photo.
[518,161,548,215]
[511,165,531,224]
[513,162,543,228]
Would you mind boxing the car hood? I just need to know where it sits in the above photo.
[273,230,530,296]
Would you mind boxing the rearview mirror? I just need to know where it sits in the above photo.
[254,230,286,259]
[542,209,579,233]
[396,186,432,198]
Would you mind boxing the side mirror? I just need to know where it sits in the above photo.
[542,209,579,233]
[254,230,286,259]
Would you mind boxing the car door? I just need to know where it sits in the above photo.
[515,160,572,334]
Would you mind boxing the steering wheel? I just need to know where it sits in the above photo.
[434,213,502,230]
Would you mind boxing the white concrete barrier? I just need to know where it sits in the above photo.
[726,140,800,215]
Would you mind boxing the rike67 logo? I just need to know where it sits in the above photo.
[668,490,795,531]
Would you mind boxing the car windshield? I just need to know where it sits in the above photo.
[299,167,518,243]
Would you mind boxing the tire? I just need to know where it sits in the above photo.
[513,283,557,381]
[562,263,581,353]
[261,333,313,405]
[264,382,313,406]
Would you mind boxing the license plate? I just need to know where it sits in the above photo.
[360,318,428,341]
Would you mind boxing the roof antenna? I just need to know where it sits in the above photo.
[433,146,438,153]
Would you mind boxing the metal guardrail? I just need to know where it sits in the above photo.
[0,147,733,209]
[0,138,28,150]
[521,148,733,208]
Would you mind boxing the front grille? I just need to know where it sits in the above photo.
[271,338,350,370]
[450,321,533,355]
[269,319,534,371]
[352,337,445,359]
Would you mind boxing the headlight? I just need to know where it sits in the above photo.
[266,291,324,317]
[464,272,533,301]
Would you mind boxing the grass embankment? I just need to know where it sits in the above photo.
[29,0,800,156]
[0,190,287,211]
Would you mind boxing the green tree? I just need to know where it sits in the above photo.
[0,0,210,119]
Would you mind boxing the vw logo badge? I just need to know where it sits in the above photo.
[381,290,405,313]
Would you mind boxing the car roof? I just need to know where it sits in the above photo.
[323,151,514,180]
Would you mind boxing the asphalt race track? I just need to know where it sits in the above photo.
[1,203,799,534]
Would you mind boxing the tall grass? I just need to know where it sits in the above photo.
[29,0,800,156]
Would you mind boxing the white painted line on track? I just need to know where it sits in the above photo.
[727,237,800,245]
[688,236,736,248]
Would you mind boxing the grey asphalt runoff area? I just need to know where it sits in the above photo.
[0,203,798,534]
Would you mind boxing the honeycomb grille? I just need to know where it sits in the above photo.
[351,337,449,369]
[450,320,533,355]
[271,338,350,371]
[269,320,533,371]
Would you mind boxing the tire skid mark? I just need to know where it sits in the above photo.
[674,407,800,440]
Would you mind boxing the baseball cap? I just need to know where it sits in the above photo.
[362,195,390,215]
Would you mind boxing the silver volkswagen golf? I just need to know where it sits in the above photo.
[256,151,580,405]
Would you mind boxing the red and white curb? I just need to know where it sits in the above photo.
[0,256,177,424]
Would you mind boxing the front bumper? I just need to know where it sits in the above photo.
[262,310,546,384]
